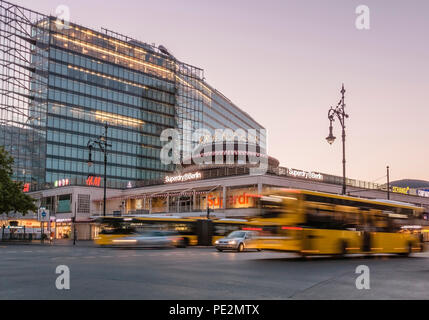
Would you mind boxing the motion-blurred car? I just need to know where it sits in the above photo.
[110,230,173,248]
[162,231,188,248]
[215,230,261,252]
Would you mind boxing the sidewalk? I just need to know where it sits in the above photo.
[0,239,97,247]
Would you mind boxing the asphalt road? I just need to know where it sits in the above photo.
[1,244,429,299]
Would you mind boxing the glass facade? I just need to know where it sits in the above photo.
[201,86,266,147]
[0,1,264,191]
[44,20,193,188]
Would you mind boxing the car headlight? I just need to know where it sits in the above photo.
[228,240,236,244]
[215,240,219,244]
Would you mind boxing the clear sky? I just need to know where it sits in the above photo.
[14,0,429,182]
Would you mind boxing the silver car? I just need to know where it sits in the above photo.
[215,230,261,252]
[110,230,173,248]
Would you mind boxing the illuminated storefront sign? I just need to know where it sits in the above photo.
[418,189,429,198]
[206,192,259,209]
[164,172,202,184]
[287,168,323,181]
[392,186,410,194]
[86,176,101,186]
[54,179,69,187]
[22,183,30,192]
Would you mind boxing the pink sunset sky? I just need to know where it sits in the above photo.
[14,0,429,182]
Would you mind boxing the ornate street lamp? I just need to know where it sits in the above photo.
[87,122,111,216]
[326,84,349,195]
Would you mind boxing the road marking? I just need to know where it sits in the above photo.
[51,257,75,260]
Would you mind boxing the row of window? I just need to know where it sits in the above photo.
[49,46,175,92]
[48,103,174,134]
[202,113,264,145]
[46,143,171,171]
[46,169,164,186]
[46,115,141,143]
[51,37,174,82]
[52,25,175,73]
[46,156,167,180]
[208,99,259,133]
[212,92,262,130]
[47,89,171,135]
[47,92,175,129]
[49,61,175,105]
[48,74,174,117]
[46,127,163,154]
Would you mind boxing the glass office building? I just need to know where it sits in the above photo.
[0,0,264,191]
[201,86,265,148]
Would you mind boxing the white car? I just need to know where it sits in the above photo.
[215,230,261,252]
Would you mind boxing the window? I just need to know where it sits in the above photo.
[78,194,90,214]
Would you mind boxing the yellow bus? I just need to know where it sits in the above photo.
[251,189,426,256]
[94,216,250,247]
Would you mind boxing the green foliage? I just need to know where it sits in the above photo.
[0,146,37,215]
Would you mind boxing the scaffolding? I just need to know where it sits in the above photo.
[0,0,50,184]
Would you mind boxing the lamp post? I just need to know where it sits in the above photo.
[387,165,390,200]
[87,122,111,216]
[326,84,349,195]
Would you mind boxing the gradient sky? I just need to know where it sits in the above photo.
[14,0,429,182]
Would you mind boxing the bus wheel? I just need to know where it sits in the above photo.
[177,238,186,248]
[338,241,347,258]
[237,243,244,252]
[298,252,308,259]
[400,243,412,257]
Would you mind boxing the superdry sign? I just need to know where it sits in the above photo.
[164,172,202,183]
[287,168,323,181]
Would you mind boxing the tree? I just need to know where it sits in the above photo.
[0,146,37,215]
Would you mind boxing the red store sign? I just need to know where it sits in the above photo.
[86,176,101,187]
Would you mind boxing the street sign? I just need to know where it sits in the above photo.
[38,207,50,222]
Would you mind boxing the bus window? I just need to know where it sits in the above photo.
[99,223,136,235]
[260,225,281,236]
[258,196,284,218]
[304,208,335,229]
[213,223,243,237]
